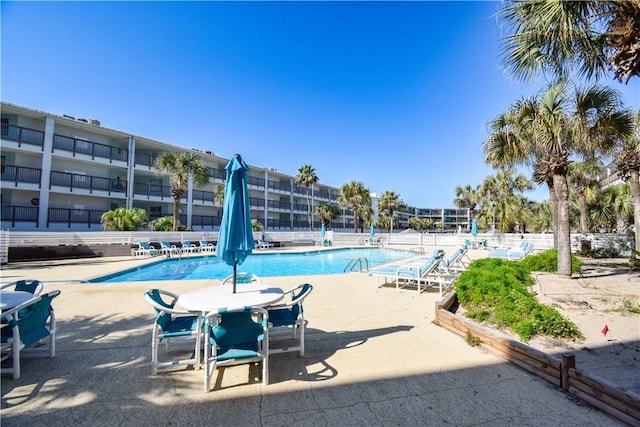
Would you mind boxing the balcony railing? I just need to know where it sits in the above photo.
[293,203,307,212]
[192,189,214,203]
[52,134,128,163]
[267,218,292,229]
[249,197,265,208]
[247,175,265,189]
[208,167,225,180]
[48,207,104,227]
[191,215,221,228]
[1,124,45,149]
[1,205,39,227]
[267,180,292,192]
[50,171,127,194]
[1,165,42,186]
[133,182,172,199]
[134,152,157,168]
[267,199,291,210]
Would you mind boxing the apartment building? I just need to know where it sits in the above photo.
[1,102,468,232]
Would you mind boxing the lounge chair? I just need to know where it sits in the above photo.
[136,241,159,257]
[198,240,215,252]
[267,283,313,357]
[1,290,60,379]
[256,240,274,250]
[221,272,262,285]
[181,240,199,254]
[438,245,471,275]
[203,306,269,392]
[159,241,180,257]
[144,289,202,374]
[369,249,446,294]
[488,241,533,260]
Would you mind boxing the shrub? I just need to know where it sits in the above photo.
[455,258,583,342]
[520,249,583,273]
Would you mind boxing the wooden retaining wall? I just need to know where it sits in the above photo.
[435,293,640,426]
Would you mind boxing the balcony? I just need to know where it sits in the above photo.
[208,167,225,180]
[191,215,221,228]
[134,152,157,169]
[249,197,265,209]
[48,207,104,227]
[247,175,265,189]
[267,199,291,211]
[52,134,128,164]
[1,205,39,227]
[192,189,215,204]
[1,165,42,187]
[50,171,127,196]
[133,181,172,200]
[267,218,292,230]
[267,180,291,193]
[1,124,44,149]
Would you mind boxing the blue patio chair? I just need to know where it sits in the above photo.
[1,289,60,380]
[267,283,313,357]
[159,241,180,257]
[203,306,269,392]
[144,289,202,374]
[136,241,159,257]
[221,272,262,285]
[0,279,44,296]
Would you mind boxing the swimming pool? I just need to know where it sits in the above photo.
[90,247,415,283]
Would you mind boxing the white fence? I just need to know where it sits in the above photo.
[1,230,631,254]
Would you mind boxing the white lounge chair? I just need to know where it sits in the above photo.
[198,240,215,252]
[488,241,533,260]
[369,249,446,294]
[181,240,199,254]
[136,242,159,257]
[159,241,180,257]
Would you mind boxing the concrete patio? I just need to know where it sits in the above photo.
[0,248,625,426]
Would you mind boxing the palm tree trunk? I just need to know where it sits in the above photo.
[553,174,572,276]
[306,187,313,231]
[172,198,180,232]
[547,179,559,248]
[629,171,640,253]
[578,195,589,234]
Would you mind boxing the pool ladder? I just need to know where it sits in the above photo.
[344,257,369,273]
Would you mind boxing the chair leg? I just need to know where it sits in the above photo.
[299,322,305,357]
[151,328,159,375]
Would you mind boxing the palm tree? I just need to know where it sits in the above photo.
[294,164,319,232]
[499,0,640,83]
[378,190,404,234]
[454,184,480,228]
[614,110,640,251]
[315,202,340,229]
[338,181,370,233]
[484,82,633,275]
[477,169,533,233]
[593,184,634,233]
[155,152,210,231]
[100,207,147,231]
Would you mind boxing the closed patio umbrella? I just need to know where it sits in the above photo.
[320,223,326,238]
[370,223,375,236]
[471,219,478,247]
[215,154,254,294]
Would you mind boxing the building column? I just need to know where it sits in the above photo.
[126,136,135,209]
[37,117,55,228]
[186,175,193,228]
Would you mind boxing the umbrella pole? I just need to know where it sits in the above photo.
[233,261,237,294]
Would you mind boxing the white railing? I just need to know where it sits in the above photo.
[1,230,631,254]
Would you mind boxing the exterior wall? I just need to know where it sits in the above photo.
[1,101,467,232]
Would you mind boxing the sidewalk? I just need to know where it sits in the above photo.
[0,251,624,426]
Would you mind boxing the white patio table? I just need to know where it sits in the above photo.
[177,284,284,314]
[177,284,284,368]
[0,291,39,312]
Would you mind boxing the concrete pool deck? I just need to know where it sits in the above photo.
[0,246,624,426]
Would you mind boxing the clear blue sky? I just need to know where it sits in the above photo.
[2,1,639,208]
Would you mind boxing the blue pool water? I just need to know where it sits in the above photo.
[90,247,415,283]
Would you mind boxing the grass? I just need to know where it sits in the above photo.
[455,258,584,343]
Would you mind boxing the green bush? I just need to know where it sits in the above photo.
[520,249,583,273]
[455,258,583,342]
